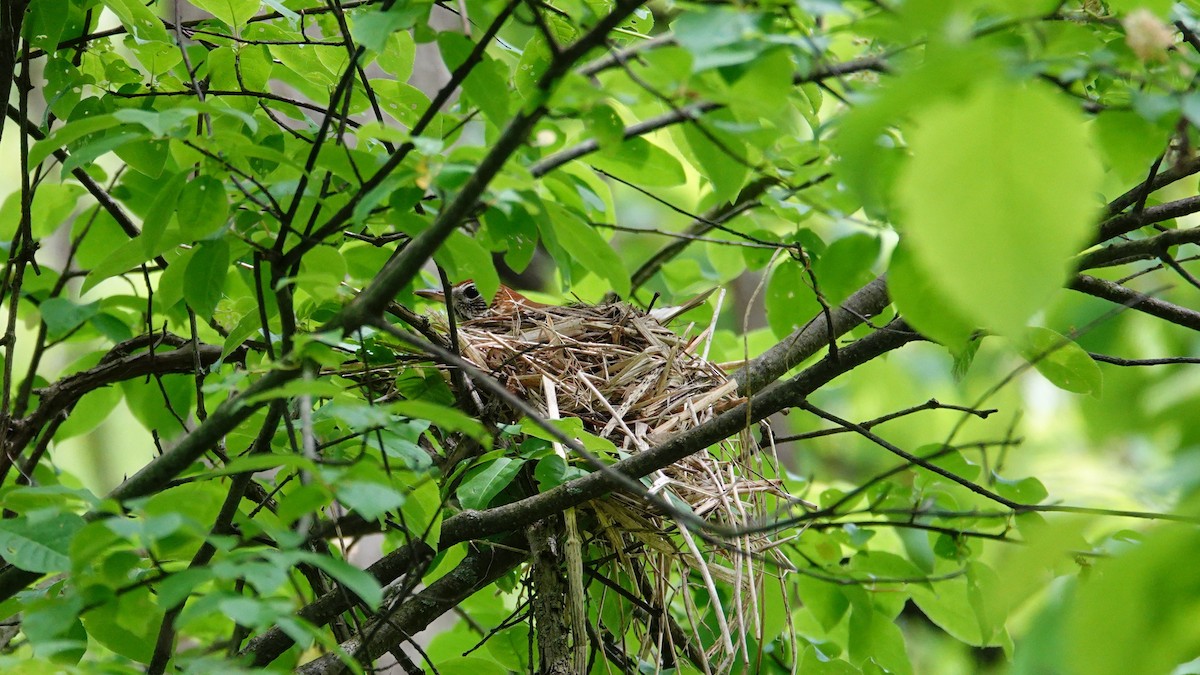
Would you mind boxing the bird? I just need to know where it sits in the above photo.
[417,279,715,324]
[415,279,549,320]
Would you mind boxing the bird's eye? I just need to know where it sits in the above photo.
[462,285,481,299]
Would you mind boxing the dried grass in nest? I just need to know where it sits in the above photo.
[438,301,794,670]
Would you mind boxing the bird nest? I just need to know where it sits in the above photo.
[437,300,793,671]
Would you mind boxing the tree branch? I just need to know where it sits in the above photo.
[1069,274,1200,331]
[732,275,892,395]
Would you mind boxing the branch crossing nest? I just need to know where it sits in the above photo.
[438,300,794,671]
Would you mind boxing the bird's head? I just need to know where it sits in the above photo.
[415,279,489,320]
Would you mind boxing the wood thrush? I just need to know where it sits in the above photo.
[415,280,549,320]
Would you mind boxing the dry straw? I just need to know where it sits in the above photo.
[438,299,793,671]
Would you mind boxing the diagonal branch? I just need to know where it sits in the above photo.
[732,276,892,395]
[1069,274,1200,331]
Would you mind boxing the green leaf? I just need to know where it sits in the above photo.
[137,171,188,254]
[39,298,99,339]
[765,261,821,340]
[177,176,229,239]
[457,458,524,510]
[389,399,489,446]
[1107,0,1173,15]
[353,3,429,52]
[1093,110,1170,184]
[29,114,118,168]
[23,0,70,51]
[522,417,618,456]
[436,657,509,675]
[0,512,84,573]
[298,552,384,609]
[1067,524,1200,675]
[540,203,630,297]
[1016,327,1103,396]
[587,137,687,188]
[672,8,769,71]
[190,0,261,26]
[398,479,443,549]
[814,233,880,306]
[102,0,170,42]
[121,374,194,438]
[993,474,1049,504]
[798,574,850,630]
[727,47,793,122]
[375,31,417,80]
[889,243,975,351]
[80,585,160,663]
[23,183,85,238]
[114,138,169,178]
[895,80,1102,336]
[483,205,538,274]
[435,231,499,309]
[60,131,149,176]
[681,114,750,204]
[439,33,511,127]
[111,107,199,136]
[184,240,230,317]
[338,480,406,521]
[534,455,588,491]
[55,387,121,441]
[370,80,431,130]
[910,567,1006,648]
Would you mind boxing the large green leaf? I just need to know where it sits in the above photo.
[0,512,84,573]
[540,203,630,297]
[895,80,1103,336]
[888,243,975,351]
[39,298,99,339]
[457,458,524,510]
[765,261,821,340]
[177,176,229,240]
[438,33,511,128]
[1067,524,1200,675]
[102,0,170,42]
[184,239,230,317]
[190,0,261,26]
[587,137,687,188]
[1016,327,1103,396]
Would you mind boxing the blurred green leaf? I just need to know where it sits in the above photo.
[1067,524,1200,675]
[896,80,1103,336]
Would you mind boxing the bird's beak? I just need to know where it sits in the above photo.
[414,288,446,302]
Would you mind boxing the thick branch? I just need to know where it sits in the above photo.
[7,336,242,457]
[732,275,892,395]
[241,538,436,666]
[442,319,919,547]
[1095,194,1200,243]
[293,540,527,674]
[0,0,30,145]
[629,177,775,292]
[1105,155,1200,217]
[1076,227,1200,270]
[1069,274,1200,331]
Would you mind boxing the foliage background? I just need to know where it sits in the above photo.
[2,0,1200,673]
